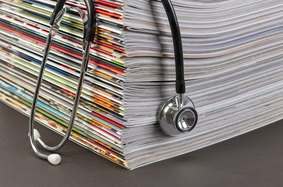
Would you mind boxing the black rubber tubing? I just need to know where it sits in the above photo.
[161,0,185,94]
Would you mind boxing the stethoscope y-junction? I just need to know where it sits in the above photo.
[28,0,198,165]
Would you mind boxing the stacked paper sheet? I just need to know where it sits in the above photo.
[1,0,283,169]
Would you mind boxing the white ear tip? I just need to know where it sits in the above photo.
[33,129,41,141]
[48,154,61,165]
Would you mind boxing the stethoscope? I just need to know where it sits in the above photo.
[158,0,198,136]
[28,0,95,165]
[28,0,197,165]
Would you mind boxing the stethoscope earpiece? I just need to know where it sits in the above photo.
[47,154,62,165]
[29,129,41,141]
[159,95,198,136]
[29,129,61,165]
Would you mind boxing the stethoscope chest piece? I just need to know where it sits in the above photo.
[159,95,198,136]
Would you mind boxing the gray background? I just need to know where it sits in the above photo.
[0,101,283,187]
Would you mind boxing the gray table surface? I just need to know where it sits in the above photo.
[0,101,283,187]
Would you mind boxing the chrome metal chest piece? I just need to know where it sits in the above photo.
[159,95,197,136]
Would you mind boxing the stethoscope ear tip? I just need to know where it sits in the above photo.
[28,129,41,141]
[48,154,61,165]
[33,129,41,141]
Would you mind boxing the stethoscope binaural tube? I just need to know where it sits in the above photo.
[159,0,198,136]
[28,0,96,165]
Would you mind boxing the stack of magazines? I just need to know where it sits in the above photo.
[1,0,283,169]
